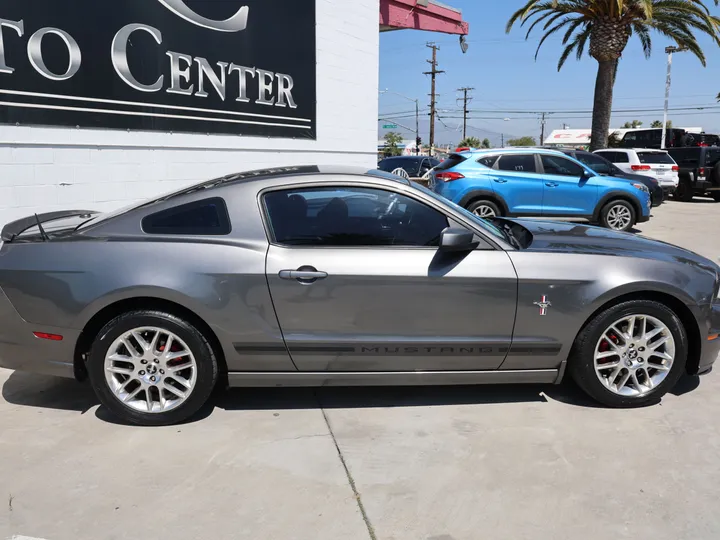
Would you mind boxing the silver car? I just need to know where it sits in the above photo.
[1,165,719,425]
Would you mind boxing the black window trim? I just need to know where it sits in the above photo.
[257,180,502,251]
[141,196,232,236]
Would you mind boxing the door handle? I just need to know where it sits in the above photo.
[545,182,559,187]
[279,267,328,283]
[492,178,508,183]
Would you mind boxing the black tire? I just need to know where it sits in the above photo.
[675,181,693,202]
[466,199,502,218]
[711,192,720,203]
[569,300,687,408]
[598,199,635,232]
[87,310,218,426]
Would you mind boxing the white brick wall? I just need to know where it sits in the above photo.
[0,0,380,226]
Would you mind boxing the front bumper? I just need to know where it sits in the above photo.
[0,287,78,379]
[697,303,720,374]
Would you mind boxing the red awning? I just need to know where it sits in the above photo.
[380,0,469,35]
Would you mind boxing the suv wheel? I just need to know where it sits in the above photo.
[675,182,693,202]
[87,310,218,426]
[569,300,687,408]
[467,199,501,218]
[599,200,635,232]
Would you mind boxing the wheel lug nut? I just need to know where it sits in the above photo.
[139,370,145,375]
[153,359,159,364]
[141,359,148,364]
[160,369,165,375]
[639,347,645,352]
[150,376,156,382]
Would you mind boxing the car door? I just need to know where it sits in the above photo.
[539,154,599,216]
[262,182,518,372]
[488,153,545,215]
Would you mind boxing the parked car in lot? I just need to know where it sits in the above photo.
[688,133,720,148]
[619,128,692,149]
[552,147,663,207]
[430,148,651,232]
[594,148,679,196]
[667,146,720,201]
[0,165,718,425]
[377,156,440,178]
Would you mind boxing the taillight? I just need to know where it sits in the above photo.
[672,166,679,172]
[699,167,705,175]
[435,172,465,182]
[631,165,651,171]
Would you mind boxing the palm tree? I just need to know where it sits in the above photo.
[507,1,720,150]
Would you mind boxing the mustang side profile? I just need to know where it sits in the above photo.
[0,165,718,425]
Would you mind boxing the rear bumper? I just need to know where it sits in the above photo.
[0,287,78,379]
[697,304,720,374]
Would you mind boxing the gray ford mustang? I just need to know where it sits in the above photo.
[1,165,719,425]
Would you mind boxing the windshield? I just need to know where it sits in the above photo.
[410,182,509,244]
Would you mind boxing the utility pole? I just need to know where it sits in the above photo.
[424,42,444,157]
[661,45,687,149]
[540,112,547,145]
[501,134,504,148]
[458,87,474,141]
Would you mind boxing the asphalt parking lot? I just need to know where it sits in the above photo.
[2,198,720,540]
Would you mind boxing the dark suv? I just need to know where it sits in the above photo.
[551,147,663,207]
[377,156,440,178]
[619,128,691,149]
[667,147,720,201]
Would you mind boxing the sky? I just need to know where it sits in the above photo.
[378,0,720,147]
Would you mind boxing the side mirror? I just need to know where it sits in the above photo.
[439,227,479,252]
[581,169,594,180]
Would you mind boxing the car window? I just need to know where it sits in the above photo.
[612,152,629,163]
[496,154,536,173]
[575,153,612,175]
[706,149,720,167]
[636,152,675,164]
[142,198,231,235]
[435,154,468,171]
[622,132,637,143]
[540,155,584,176]
[377,158,400,172]
[264,186,448,247]
[429,158,441,168]
[477,155,499,168]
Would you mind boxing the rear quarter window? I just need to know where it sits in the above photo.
[142,197,231,235]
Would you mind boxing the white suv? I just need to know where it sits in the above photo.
[594,148,679,194]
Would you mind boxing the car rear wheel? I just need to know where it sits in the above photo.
[87,310,218,426]
[599,200,635,232]
[569,300,687,408]
[466,199,501,218]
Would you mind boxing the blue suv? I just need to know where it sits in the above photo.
[430,148,652,232]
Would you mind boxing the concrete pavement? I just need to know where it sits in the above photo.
[2,198,720,540]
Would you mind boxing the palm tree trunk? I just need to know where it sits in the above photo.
[590,60,616,151]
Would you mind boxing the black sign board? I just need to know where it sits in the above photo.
[0,0,316,139]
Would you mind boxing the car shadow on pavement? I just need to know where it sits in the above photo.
[2,371,98,414]
[2,371,705,423]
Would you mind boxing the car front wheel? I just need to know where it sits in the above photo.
[87,310,218,426]
[599,200,635,232]
[569,300,687,408]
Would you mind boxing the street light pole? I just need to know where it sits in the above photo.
[380,89,420,154]
[661,46,686,149]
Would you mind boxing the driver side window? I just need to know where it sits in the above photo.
[264,186,449,247]
[540,155,584,177]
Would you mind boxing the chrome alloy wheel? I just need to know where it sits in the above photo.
[104,327,197,413]
[593,315,675,397]
[606,204,632,230]
[472,204,497,218]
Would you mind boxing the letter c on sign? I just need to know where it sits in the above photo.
[112,24,164,93]
[157,0,248,32]
[27,28,81,81]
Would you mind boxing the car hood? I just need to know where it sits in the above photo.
[506,218,719,274]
